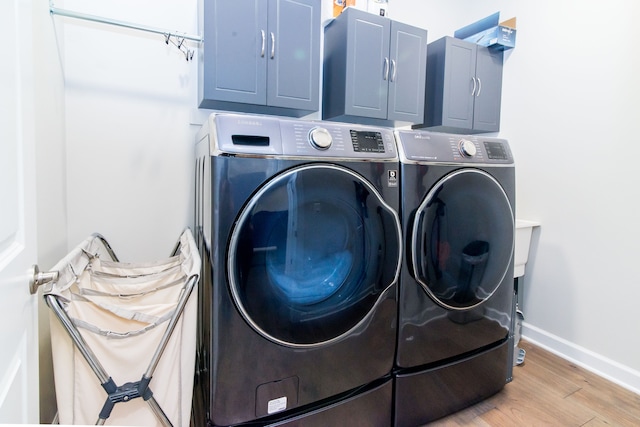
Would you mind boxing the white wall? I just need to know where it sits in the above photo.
[60,0,199,261]
[37,0,640,418]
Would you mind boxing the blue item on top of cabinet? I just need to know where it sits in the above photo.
[454,12,516,51]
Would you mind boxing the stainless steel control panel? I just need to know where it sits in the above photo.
[208,113,397,160]
[395,129,513,164]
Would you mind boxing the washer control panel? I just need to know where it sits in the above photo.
[396,130,513,164]
[458,139,477,157]
[349,130,386,153]
[308,127,333,149]
[283,120,395,158]
[210,113,397,159]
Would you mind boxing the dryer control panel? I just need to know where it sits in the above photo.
[396,130,513,165]
[205,113,397,160]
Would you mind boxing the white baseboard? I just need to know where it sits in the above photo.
[522,322,640,396]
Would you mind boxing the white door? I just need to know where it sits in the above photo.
[0,0,40,423]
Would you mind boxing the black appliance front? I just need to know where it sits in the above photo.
[254,377,393,427]
[229,163,399,347]
[394,341,510,426]
[393,130,515,426]
[397,164,515,369]
[195,126,401,425]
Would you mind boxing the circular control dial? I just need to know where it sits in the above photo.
[308,127,332,150]
[458,139,477,157]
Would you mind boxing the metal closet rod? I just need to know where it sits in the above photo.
[50,4,202,59]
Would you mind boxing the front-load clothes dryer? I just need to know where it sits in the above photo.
[193,113,401,426]
[393,130,515,426]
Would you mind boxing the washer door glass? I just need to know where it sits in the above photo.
[228,164,401,347]
[412,169,514,310]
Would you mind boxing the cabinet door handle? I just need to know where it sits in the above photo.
[260,30,266,57]
[471,77,477,96]
[270,32,275,59]
[390,59,397,82]
[383,57,389,80]
[476,77,482,97]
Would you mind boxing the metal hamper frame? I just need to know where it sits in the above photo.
[40,229,199,426]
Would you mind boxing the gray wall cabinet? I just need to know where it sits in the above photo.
[322,8,427,126]
[419,36,503,134]
[199,0,320,117]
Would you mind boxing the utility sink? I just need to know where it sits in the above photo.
[514,219,540,278]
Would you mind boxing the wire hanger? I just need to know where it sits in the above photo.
[164,33,194,61]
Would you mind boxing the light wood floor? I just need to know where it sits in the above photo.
[428,340,640,426]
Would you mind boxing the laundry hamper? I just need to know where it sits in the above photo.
[43,229,199,427]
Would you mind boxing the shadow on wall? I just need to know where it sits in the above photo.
[520,227,578,342]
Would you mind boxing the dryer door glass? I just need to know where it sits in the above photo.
[412,169,514,310]
[228,164,401,346]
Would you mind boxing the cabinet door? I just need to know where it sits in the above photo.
[345,12,390,120]
[441,37,476,130]
[267,0,319,111]
[472,47,503,132]
[203,0,268,105]
[387,21,427,123]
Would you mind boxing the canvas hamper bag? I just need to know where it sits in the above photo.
[44,229,199,427]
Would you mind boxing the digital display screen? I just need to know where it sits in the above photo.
[484,141,508,160]
[350,130,385,153]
